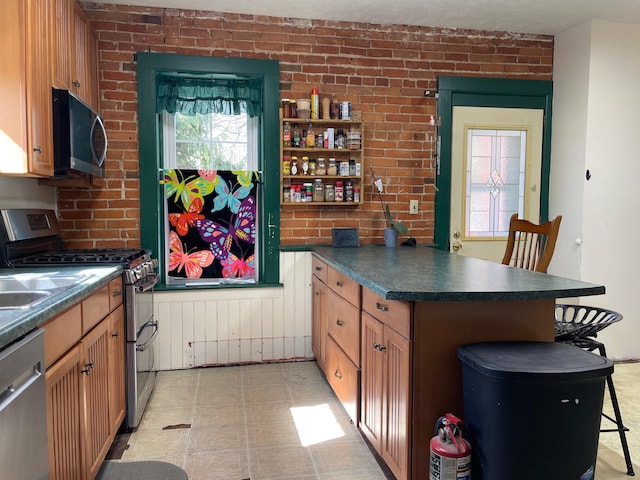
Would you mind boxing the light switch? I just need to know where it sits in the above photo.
[409,200,419,214]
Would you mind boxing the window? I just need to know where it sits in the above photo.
[465,128,527,238]
[136,53,281,288]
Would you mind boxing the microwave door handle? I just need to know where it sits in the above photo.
[90,115,108,167]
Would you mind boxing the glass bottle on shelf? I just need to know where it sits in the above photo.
[327,158,338,176]
[283,121,291,147]
[306,122,315,148]
[292,123,301,148]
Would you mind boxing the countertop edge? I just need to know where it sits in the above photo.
[0,266,124,351]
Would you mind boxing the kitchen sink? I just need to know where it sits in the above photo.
[0,273,94,310]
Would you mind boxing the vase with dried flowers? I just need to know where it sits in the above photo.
[371,169,409,247]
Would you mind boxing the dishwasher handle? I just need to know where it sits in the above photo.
[0,363,42,413]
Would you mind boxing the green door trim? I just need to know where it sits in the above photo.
[434,76,553,251]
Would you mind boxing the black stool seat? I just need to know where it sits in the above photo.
[555,304,634,476]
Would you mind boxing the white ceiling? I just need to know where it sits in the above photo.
[98,0,640,35]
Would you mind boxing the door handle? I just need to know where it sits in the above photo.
[452,241,462,252]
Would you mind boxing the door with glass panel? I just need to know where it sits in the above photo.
[449,107,544,261]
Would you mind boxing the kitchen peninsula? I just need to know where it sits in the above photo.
[311,245,604,480]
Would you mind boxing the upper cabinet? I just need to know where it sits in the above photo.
[0,0,53,177]
[52,0,99,111]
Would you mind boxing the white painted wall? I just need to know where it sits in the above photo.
[550,20,640,360]
[153,250,313,370]
[0,177,56,210]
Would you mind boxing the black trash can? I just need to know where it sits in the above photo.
[457,341,613,480]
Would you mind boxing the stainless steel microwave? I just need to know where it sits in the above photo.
[52,88,107,178]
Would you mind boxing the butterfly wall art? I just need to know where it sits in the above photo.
[162,169,259,281]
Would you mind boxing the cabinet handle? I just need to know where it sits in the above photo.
[72,80,81,88]
[315,266,323,271]
[81,362,94,375]
[336,281,343,287]
[334,369,342,380]
[112,332,119,337]
[314,290,319,296]
[112,289,123,297]
[33,146,42,154]
[376,302,389,312]
[373,343,386,352]
[336,319,344,326]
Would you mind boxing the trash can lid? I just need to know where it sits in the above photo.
[457,341,613,381]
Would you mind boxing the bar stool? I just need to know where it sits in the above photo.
[555,304,635,476]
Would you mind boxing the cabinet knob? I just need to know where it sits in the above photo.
[336,319,344,326]
[334,369,343,380]
[335,281,343,287]
[81,362,94,375]
[112,289,123,297]
[315,266,323,271]
[72,80,81,88]
[33,146,42,154]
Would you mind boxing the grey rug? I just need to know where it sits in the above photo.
[96,460,188,480]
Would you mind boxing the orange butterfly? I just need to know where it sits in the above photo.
[168,231,214,279]
[168,198,205,237]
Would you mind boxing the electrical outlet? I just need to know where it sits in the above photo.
[409,200,419,214]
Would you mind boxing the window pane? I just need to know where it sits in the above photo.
[175,142,211,168]
[175,114,211,141]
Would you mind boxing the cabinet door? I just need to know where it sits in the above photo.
[108,305,126,432]
[51,0,74,89]
[382,326,411,480]
[26,0,54,176]
[360,312,384,452]
[46,345,83,480]
[80,319,112,480]
[72,3,98,110]
[312,275,328,371]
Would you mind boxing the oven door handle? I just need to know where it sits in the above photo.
[135,319,158,352]
[136,273,159,293]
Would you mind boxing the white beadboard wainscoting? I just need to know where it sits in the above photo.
[153,250,313,370]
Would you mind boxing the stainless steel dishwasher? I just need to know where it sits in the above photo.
[0,328,48,480]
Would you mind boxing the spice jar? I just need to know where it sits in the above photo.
[345,180,354,202]
[324,183,335,202]
[290,99,297,118]
[327,158,338,176]
[313,179,324,202]
[282,99,291,119]
[290,156,299,175]
[349,159,356,176]
[303,183,313,202]
[316,158,326,175]
[301,156,310,175]
[283,121,291,147]
[335,181,344,202]
[354,187,360,203]
[282,156,291,175]
[309,158,317,175]
[339,161,350,176]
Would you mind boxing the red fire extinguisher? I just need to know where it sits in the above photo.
[429,413,472,480]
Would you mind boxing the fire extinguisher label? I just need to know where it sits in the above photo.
[429,451,471,480]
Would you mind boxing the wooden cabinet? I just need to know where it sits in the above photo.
[43,276,124,480]
[361,309,411,480]
[319,261,361,423]
[312,255,329,370]
[51,0,99,110]
[280,118,364,205]
[0,0,53,177]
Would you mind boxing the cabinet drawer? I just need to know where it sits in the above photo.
[327,289,360,365]
[43,303,82,368]
[325,335,359,424]
[108,276,123,311]
[327,266,360,307]
[312,255,328,284]
[82,284,110,334]
[362,288,411,339]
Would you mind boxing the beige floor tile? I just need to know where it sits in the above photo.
[108,359,640,479]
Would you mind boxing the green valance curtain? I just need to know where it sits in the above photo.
[156,75,263,117]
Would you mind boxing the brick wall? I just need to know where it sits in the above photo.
[58,3,553,248]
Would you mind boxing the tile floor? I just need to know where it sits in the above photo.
[110,360,640,480]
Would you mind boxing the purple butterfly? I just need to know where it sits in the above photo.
[194,196,256,260]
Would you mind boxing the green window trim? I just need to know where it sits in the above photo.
[136,52,281,288]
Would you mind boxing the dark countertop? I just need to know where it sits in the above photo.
[0,266,123,351]
[313,245,605,301]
